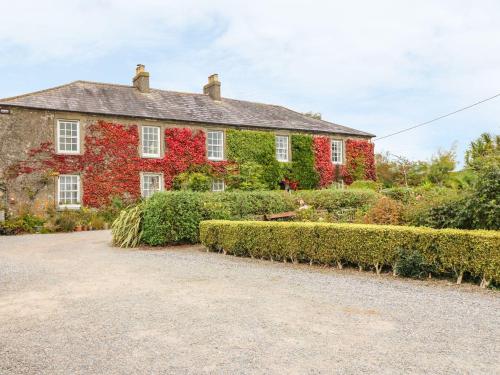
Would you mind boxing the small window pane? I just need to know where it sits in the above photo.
[58,175,80,206]
[58,121,79,153]
[207,131,224,160]
[211,179,225,192]
[142,126,160,157]
[331,140,343,164]
[276,135,289,162]
[142,174,162,198]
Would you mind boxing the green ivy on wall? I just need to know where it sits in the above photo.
[226,129,284,189]
[288,134,319,189]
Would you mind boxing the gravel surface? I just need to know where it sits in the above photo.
[0,231,499,375]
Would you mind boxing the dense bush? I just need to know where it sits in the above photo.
[0,213,45,235]
[363,196,403,225]
[140,190,297,245]
[296,188,379,213]
[200,220,500,287]
[173,171,211,191]
[349,180,380,191]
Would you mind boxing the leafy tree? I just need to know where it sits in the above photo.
[304,111,322,120]
[426,149,456,186]
[465,132,499,168]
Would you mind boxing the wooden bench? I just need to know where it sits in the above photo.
[263,211,296,221]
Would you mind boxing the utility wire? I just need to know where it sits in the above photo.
[374,93,500,141]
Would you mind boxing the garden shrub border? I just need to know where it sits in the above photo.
[200,220,500,287]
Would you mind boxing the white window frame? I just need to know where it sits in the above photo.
[141,173,163,198]
[141,126,161,158]
[58,174,81,209]
[57,120,80,154]
[207,130,224,161]
[211,179,225,192]
[331,139,343,165]
[275,135,289,162]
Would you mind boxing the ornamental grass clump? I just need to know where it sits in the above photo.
[111,204,144,248]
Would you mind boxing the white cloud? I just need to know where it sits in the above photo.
[1,0,499,162]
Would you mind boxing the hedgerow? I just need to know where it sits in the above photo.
[200,220,500,287]
[140,190,297,245]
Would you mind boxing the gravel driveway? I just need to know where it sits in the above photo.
[0,231,499,375]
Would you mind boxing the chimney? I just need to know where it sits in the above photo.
[133,64,150,93]
[203,74,221,101]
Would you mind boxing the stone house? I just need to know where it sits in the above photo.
[0,65,374,216]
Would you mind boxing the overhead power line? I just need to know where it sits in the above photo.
[374,92,500,141]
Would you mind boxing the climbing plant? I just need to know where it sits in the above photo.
[288,134,319,189]
[225,129,284,189]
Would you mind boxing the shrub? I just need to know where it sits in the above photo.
[296,189,379,213]
[173,171,211,191]
[200,220,500,287]
[123,189,382,247]
[226,162,268,191]
[139,190,296,246]
[54,210,79,232]
[364,197,403,225]
[381,187,414,203]
[141,191,203,245]
[112,204,144,248]
[349,180,380,191]
[394,248,435,278]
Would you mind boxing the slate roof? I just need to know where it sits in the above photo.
[0,81,374,137]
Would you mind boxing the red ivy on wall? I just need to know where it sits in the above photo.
[10,121,230,207]
[343,139,376,185]
[313,136,375,187]
[10,121,376,206]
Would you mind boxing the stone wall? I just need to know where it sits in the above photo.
[0,106,371,217]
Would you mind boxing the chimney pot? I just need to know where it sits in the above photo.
[133,64,150,93]
[203,73,221,101]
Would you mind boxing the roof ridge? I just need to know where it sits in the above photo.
[0,81,81,102]
[78,80,284,107]
[275,105,375,137]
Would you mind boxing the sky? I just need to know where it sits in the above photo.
[1,0,499,166]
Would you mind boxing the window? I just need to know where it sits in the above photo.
[141,173,163,198]
[57,120,80,154]
[142,126,161,157]
[211,179,225,192]
[331,139,343,164]
[275,135,289,162]
[58,175,80,208]
[207,130,224,160]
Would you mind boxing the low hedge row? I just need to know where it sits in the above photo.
[140,189,378,246]
[199,220,500,287]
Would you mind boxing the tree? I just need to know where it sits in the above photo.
[304,111,322,120]
[426,148,456,186]
[465,132,499,168]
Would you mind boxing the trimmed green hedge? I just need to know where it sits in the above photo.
[200,220,500,287]
[139,189,379,246]
[141,191,297,245]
